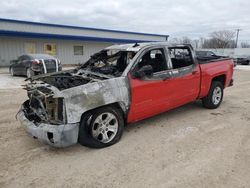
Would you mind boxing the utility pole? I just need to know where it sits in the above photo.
[235,29,241,48]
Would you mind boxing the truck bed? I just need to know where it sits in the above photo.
[198,58,234,98]
[197,57,232,64]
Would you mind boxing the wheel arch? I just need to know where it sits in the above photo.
[211,74,226,88]
[80,102,128,124]
[200,74,227,98]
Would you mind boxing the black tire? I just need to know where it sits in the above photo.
[202,81,224,109]
[78,106,124,148]
[26,68,34,78]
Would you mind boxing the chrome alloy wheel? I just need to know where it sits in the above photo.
[26,68,32,78]
[91,112,118,143]
[212,86,222,105]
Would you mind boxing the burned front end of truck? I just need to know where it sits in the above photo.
[17,73,91,147]
[17,48,135,147]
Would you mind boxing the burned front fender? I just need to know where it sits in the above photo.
[58,77,130,124]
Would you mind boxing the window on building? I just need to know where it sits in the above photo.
[74,45,84,55]
[25,42,36,54]
[44,43,57,56]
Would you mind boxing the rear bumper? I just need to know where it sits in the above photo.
[32,66,62,73]
[17,105,79,147]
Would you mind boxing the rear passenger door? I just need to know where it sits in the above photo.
[167,46,201,107]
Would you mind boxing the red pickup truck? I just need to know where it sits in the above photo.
[17,42,234,148]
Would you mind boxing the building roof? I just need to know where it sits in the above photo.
[0,18,169,43]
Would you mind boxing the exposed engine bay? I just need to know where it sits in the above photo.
[32,72,96,91]
[22,49,136,125]
[28,49,136,91]
[23,85,65,125]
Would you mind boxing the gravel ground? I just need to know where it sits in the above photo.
[235,65,250,71]
[0,69,250,188]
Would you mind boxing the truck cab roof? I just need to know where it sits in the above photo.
[105,42,192,52]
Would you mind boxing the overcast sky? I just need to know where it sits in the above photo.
[1,0,250,42]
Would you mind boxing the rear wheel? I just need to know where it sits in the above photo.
[26,68,34,78]
[202,81,224,109]
[78,106,124,148]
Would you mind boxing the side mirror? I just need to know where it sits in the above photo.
[132,65,153,79]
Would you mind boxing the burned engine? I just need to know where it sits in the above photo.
[35,72,93,91]
[23,85,65,125]
[21,49,137,125]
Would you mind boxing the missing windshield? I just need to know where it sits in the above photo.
[81,50,137,77]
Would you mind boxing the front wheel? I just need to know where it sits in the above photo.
[78,106,124,148]
[202,81,224,109]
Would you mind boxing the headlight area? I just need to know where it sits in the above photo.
[23,95,66,125]
[18,85,79,147]
[45,97,66,124]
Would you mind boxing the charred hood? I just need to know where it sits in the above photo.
[27,69,110,90]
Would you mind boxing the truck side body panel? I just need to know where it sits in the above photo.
[198,59,234,98]
[127,65,201,123]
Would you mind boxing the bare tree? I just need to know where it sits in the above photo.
[169,37,191,44]
[169,36,203,49]
[193,39,200,49]
[241,42,250,48]
[169,30,237,49]
[202,30,236,48]
[182,37,192,44]
[169,37,180,44]
[199,37,205,48]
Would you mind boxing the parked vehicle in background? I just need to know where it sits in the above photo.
[17,42,234,148]
[9,54,62,78]
[196,50,236,66]
[233,55,250,65]
[196,50,228,59]
[196,50,218,58]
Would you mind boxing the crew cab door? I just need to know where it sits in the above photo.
[127,46,201,123]
[127,47,174,122]
[167,46,201,107]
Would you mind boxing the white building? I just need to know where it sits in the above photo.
[0,18,169,66]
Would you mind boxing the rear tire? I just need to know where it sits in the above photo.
[202,81,224,109]
[26,68,34,78]
[78,106,124,148]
